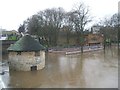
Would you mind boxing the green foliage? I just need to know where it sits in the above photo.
[7,36,17,40]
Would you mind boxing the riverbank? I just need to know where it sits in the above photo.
[48,45,103,55]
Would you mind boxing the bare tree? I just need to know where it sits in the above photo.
[22,4,91,48]
[18,24,25,34]
[27,15,40,35]
[24,8,65,46]
[99,13,119,48]
[69,3,92,53]
[62,12,74,45]
[43,7,65,46]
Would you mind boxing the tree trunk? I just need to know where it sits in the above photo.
[81,29,84,53]
[81,45,83,53]
[66,32,70,45]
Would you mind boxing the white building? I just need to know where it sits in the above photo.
[91,25,101,34]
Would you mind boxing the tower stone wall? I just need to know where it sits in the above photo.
[8,51,45,71]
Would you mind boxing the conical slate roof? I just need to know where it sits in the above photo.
[7,35,45,51]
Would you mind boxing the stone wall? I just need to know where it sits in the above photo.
[8,51,45,71]
[37,51,45,70]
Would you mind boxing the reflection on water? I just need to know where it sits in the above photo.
[1,46,118,88]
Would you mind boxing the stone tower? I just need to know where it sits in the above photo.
[7,35,45,71]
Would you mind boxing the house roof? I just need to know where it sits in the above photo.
[2,30,18,35]
[7,35,45,51]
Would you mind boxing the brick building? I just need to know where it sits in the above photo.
[85,34,103,46]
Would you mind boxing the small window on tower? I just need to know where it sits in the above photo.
[17,52,21,55]
[35,51,40,56]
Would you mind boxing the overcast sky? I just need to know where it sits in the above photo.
[0,0,119,30]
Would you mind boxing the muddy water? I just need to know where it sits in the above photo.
[1,46,118,88]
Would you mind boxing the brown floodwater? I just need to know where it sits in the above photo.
[0,46,118,88]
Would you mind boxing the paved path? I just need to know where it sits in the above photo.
[49,46,103,54]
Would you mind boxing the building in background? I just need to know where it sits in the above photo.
[0,30,19,40]
[91,25,101,34]
[85,34,103,46]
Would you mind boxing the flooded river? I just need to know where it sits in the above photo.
[0,46,118,88]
